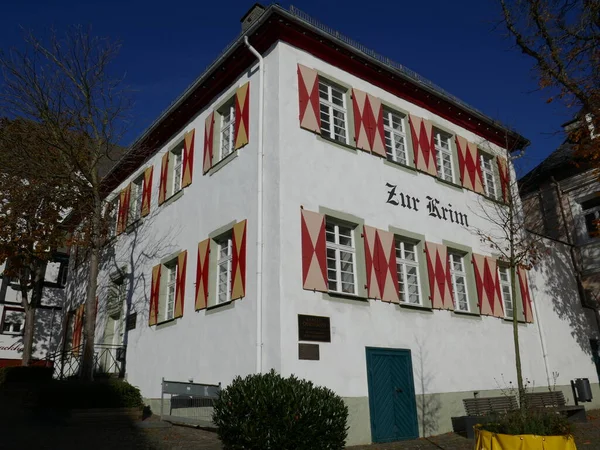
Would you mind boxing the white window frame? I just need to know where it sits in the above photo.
[449,252,469,312]
[165,263,177,321]
[498,266,514,318]
[219,99,236,161]
[480,153,498,199]
[583,205,600,239]
[1,308,24,335]
[319,80,349,144]
[129,176,144,224]
[216,234,233,304]
[395,238,421,305]
[171,145,184,195]
[108,197,119,237]
[326,221,357,295]
[434,129,454,182]
[383,107,408,165]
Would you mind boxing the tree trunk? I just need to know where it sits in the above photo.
[21,289,35,366]
[511,264,525,407]
[80,197,102,381]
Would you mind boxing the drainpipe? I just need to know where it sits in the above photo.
[530,286,552,388]
[244,35,264,374]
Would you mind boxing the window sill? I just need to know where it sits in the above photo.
[384,158,418,174]
[435,176,463,192]
[0,331,23,336]
[209,151,238,175]
[398,302,433,312]
[317,134,357,154]
[126,218,143,234]
[481,194,507,207]
[324,291,368,302]
[162,189,184,208]
[453,309,480,317]
[206,300,235,311]
[155,317,178,330]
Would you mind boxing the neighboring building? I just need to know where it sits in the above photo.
[62,5,600,445]
[0,253,68,366]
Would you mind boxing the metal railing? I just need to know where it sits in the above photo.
[160,378,221,428]
[46,343,126,380]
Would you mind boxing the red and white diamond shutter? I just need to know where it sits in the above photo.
[472,254,504,318]
[174,250,187,319]
[234,83,250,150]
[195,239,211,310]
[455,135,484,194]
[158,152,169,206]
[203,112,215,174]
[409,115,437,176]
[425,242,454,310]
[376,229,400,303]
[518,266,534,323]
[352,89,386,157]
[363,225,380,299]
[231,220,247,300]
[497,156,510,202]
[301,209,328,292]
[182,129,195,188]
[149,264,161,326]
[297,64,321,133]
[141,166,153,218]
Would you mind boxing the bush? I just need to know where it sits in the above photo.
[39,379,144,409]
[213,370,348,450]
[0,365,53,386]
[480,409,572,436]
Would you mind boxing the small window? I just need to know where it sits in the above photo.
[319,80,348,144]
[171,144,184,195]
[434,129,454,182]
[480,153,497,199]
[498,266,513,318]
[129,176,144,224]
[581,196,600,239]
[395,238,421,305]
[219,98,236,161]
[325,220,356,294]
[165,263,177,321]
[107,197,119,237]
[1,309,24,335]
[449,252,469,312]
[383,108,408,165]
[216,233,233,304]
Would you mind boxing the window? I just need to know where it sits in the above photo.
[219,99,236,161]
[434,129,454,182]
[165,264,177,321]
[449,252,469,312]
[216,234,233,304]
[1,308,24,335]
[319,80,348,144]
[107,197,119,237]
[395,238,421,304]
[480,153,497,199]
[129,176,143,224]
[498,266,513,318]
[326,221,356,294]
[383,108,408,165]
[581,196,600,239]
[172,147,183,195]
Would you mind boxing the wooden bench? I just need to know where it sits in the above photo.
[452,396,518,439]
[524,391,586,422]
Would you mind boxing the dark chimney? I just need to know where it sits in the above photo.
[241,3,266,32]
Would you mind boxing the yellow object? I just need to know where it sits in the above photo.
[474,428,577,450]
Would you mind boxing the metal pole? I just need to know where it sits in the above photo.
[160,377,164,419]
[571,380,579,406]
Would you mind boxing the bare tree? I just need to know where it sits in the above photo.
[498,0,599,164]
[0,28,132,379]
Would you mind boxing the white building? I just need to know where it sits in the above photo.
[62,5,600,445]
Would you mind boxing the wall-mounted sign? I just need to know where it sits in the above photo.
[126,312,137,331]
[298,315,331,342]
[299,343,320,360]
[385,183,469,227]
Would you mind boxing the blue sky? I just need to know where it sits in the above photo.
[0,0,573,176]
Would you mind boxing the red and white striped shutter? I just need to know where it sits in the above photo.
[203,112,215,174]
[455,136,483,193]
[518,266,533,323]
[369,94,386,158]
[231,220,247,300]
[173,251,187,318]
[497,156,510,202]
[158,152,169,206]
[123,183,132,228]
[352,89,371,152]
[301,209,328,292]
[425,242,454,310]
[377,229,400,303]
[116,189,126,235]
[234,83,250,150]
[182,129,195,188]
[72,304,84,355]
[363,225,380,299]
[297,64,321,133]
[141,166,153,217]
[149,264,161,326]
[472,254,504,317]
[409,115,436,176]
[195,239,211,310]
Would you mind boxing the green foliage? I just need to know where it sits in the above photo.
[213,370,348,450]
[39,379,144,409]
[0,366,53,385]
[480,409,572,436]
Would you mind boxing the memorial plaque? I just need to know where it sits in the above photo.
[126,312,137,331]
[299,343,320,360]
[298,315,331,342]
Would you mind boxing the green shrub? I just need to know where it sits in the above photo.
[480,409,572,436]
[39,379,144,409]
[0,365,53,386]
[213,370,348,450]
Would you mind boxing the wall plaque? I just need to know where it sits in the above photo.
[126,312,137,331]
[298,314,331,342]
[299,343,320,360]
